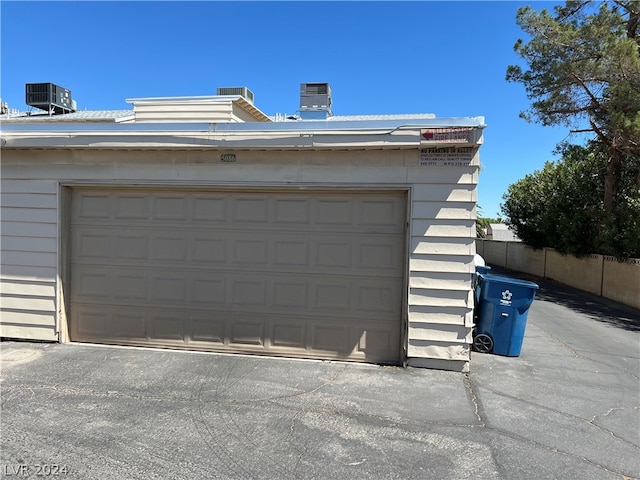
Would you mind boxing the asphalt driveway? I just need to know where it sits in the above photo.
[1,273,639,479]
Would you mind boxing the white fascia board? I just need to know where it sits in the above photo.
[0,118,485,149]
[1,128,424,149]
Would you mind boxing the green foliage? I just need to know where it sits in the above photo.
[503,1,640,257]
[475,206,504,238]
[507,1,639,129]
[501,143,640,257]
[506,0,640,208]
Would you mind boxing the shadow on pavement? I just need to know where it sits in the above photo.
[487,266,640,333]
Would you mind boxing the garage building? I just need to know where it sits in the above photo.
[0,83,484,371]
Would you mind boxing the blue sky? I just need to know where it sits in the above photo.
[1,1,579,217]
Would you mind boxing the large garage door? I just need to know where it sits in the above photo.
[69,188,406,364]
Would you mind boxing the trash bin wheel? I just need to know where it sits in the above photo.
[473,333,493,353]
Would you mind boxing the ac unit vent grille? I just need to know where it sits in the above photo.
[299,82,332,118]
[304,83,328,95]
[25,82,75,115]
[216,86,254,103]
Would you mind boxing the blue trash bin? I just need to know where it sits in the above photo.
[474,274,539,356]
[475,265,492,275]
[473,265,492,302]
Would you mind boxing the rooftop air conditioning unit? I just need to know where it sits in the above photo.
[25,83,76,115]
[216,86,254,104]
[300,82,332,112]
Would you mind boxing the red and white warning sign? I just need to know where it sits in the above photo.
[421,127,476,143]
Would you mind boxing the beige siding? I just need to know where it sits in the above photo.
[133,102,235,123]
[0,179,58,341]
[407,160,477,367]
[411,237,474,255]
[412,184,477,202]
[407,341,469,361]
[1,147,479,370]
[408,305,473,326]
[131,100,269,123]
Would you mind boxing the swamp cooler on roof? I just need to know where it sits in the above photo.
[299,82,332,119]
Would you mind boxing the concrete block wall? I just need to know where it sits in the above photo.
[476,240,640,310]
[603,257,640,308]
[544,251,604,296]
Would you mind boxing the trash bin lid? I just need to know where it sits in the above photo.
[478,273,539,290]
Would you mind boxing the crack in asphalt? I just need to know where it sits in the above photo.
[183,361,351,480]
[533,323,640,380]
[482,422,638,480]
[473,382,640,454]
[463,373,486,427]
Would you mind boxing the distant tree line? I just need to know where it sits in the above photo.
[475,212,503,239]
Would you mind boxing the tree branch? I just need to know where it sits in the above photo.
[569,71,603,107]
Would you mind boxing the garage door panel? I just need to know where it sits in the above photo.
[152,195,188,220]
[115,194,149,220]
[151,276,186,302]
[274,240,309,266]
[270,321,307,349]
[70,188,405,364]
[358,240,398,270]
[74,193,111,220]
[231,279,267,306]
[232,239,268,265]
[150,313,184,341]
[72,190,405,231]
[312,323,351,352]
[72,266,401,321]
[232,197,269,223]
[358,284,398,313]
[74,271,111,299]
[153,234,188,262]
[116,233,148,261]
[351,325,401,358]
[72,309,108,337]
[72,306,148,341]
[272,281,308,308]
[191,278,226,305]
[75,231,111,259]
[273,198,310,224]
[72,305,401,363]
[316,198,353,225]
[111,313,147,340]
[192,195,228,222]
[115,274,149,301]
[190,315,226,343]
[230,319,265,346]
[192,236,227,264]
[74,226,403,277]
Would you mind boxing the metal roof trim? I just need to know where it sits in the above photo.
[1,117,485,149]
[0,116,486,134]
[125,95,245,104]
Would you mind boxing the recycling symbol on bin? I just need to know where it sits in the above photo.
[501,289,513,303]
